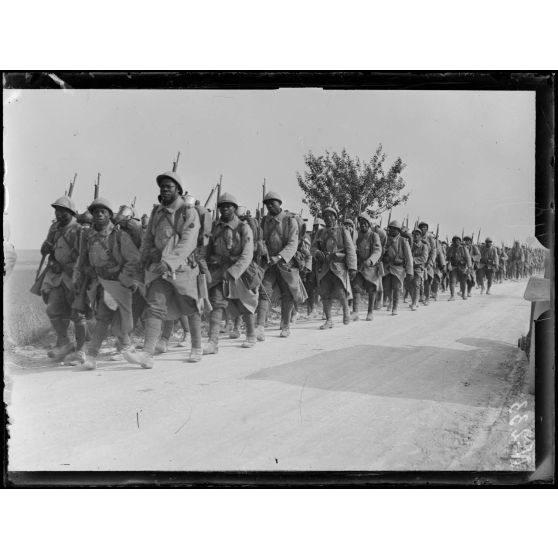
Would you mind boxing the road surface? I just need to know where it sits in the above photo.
[6,280,535,471]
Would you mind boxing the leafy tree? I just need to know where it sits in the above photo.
[297,145,409,221]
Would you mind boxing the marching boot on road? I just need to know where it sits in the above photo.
[74,198,140,369]
[446,236,472,301]
[37,196,87,362]
[255,191,305,340]
[381,221,413,316]
[478,237,499,295]
[410,228,429,310]
[351,213,382,321]
[124,171,203,367]
[311,207,357,328]
[203,193,259,354]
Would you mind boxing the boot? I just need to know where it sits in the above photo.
[123,317,160,369]
[341,296,351,325]
[241,314,256,348]
[320,299,334,329]
[391,298,399,316]
[85,319,110,359]
[366,293,375,321]
[155,338,169,354]
[74,320,87,353]
[188,312,202,352]
[203,309,222,355]
[65,350,86,366]
[374,291,383,311]
[351,293,361,321]
[449,283,455,301]
[48,318,74,359]
[280,300,294,336]
[187,348,203,363]
[229,316,242,339]
[256,300,268,341]
[82,356,97,370]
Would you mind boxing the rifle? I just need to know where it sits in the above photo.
[387,208,392,227]
[461,228,464,241]
[35,253,47,281]
[172,151,181,172]
[477,229,481,245]
[132,196,136,209]
[435,224,439,240]
[262,178,266,206]
[68,173,77,198]
[94,173,101,199]
[204,185,217,208]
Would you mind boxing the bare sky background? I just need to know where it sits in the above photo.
[4,88,535,249]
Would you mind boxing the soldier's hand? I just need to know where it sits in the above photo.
[269,255,281,265]
[152,262,170,276]
[40,241,53,256]
[349,270,357,281]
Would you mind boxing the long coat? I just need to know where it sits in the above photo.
[411,238,429,275]
[311,225,357,296]
[422,231,437,279]
[206,214,258,313]
[446,244,472,273]
[382,234,413,285]
[77,222,140,336]
[479,245,499,270]
[261,210,305,302]
[355,229,382,289]
[41,219,82,294]
[141,197,201,303]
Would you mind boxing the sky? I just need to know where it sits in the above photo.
[3,88,536,249]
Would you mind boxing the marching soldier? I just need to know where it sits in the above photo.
[417,221,436,305]
[256,191,304,340]
[477,237,499,294]
[351,213,382,321]
[381,220,413,316]
[463,235,480,298]
[203,193,259,354]
[311,206,357,328]
[114,204,143,249]
[446,236,472,301]
[38,196,87,361]
[430,237,447,301]
[409,228,429,310]
[124,170,203,367]
[73,198,140,369]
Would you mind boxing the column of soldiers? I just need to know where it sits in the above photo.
[35,173,547,370]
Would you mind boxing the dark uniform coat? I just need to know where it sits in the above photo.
[355,229,382,288]
[383,234,413,285]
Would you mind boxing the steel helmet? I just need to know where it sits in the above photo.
[263,191,282,204]
[418,221,429,229]
[412,228,422,235]
[343,218,355,227]
[323,206,338,218]
[452,235,461,241]
[463,235,472,241]
[358,212,372,226]
[114,204,135,224]
[388,220,402,230]
[51,196,77,216]
[217,192,239,208]
[156,171,184,195]
[485,237,493,243]
[88,197,114,216]
[313,217,325,227]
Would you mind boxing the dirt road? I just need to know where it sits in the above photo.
[6,280,535,471]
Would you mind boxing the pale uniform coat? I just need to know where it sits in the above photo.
[479,244,499,270]
[41,219,81,294]
[446,244,472,273]
[311,225,358,295]
[261,210,306,302]
[207,214,258,313]
[142,197,201,303]
[421,231,437,279]
[78,222,140,337]
[355,229,382,289]
[383,234,413,284]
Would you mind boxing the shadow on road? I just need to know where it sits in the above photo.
[246,337,523,408]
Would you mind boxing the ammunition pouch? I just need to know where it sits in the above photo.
[48,259,62,274]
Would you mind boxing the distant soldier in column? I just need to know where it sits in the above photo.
[343,218,358,244]
[350,213,382,321]
[372,220,387,310]
[380,221,413,316]
[38,196,87,361]
[463,235,480,298]
[255,191,303,340]
[496,245,507,283]
[311,207,357,328]
[477,237,499,294]
[291,214,313,323]
[305,216,325,317]
[203,193,259,354]
[430,237,447,301]
[418,221,436,305]
[409,228,429,310]
[445,235,472,301]
[124,170,203,367]
[74,198,141,369]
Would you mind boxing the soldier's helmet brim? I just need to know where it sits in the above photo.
[156,171,184,195]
